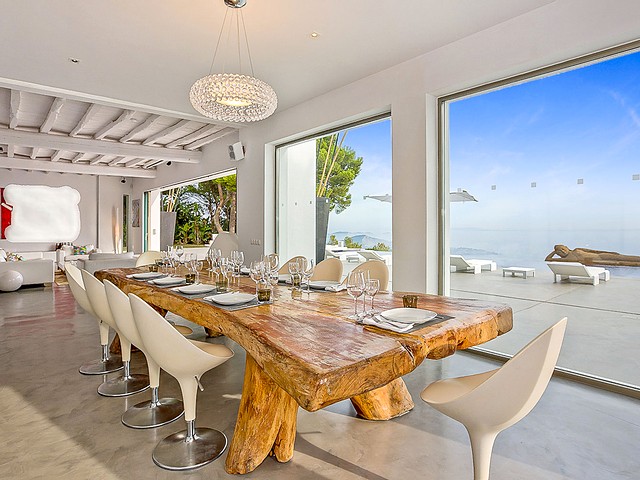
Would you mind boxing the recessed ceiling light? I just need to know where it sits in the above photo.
[68,57,80,64]
[310,32,320,38]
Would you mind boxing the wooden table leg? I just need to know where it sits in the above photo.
[350,377,414,420]
[225,355,299,474]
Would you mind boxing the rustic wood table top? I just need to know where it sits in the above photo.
[98,268,513,411]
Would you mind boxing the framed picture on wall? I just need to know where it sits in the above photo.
[132,199,140,227]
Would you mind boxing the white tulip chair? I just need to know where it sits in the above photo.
[129,293,234,471]
[421,317,568,480]
[66,263,122,375]
[81,269,149,397]
[104,280,183,428]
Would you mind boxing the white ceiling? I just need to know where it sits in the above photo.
[0,0,554,117]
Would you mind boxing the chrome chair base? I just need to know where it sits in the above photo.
[79,355,123,375]
[97,374,149,397]
[152,427,227,471]
[121,397,184,429]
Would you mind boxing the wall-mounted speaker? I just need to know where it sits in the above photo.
[229,142,245,161]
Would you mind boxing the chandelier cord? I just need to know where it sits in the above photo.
[208,7,230,74]
[240,10,255,77]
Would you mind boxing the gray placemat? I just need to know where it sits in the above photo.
[202,298,263,311]
[364,313,454,334]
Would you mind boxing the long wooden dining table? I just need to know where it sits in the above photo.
[97,267,513,475]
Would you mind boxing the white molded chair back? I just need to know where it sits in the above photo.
[65,263,95,316]
[129,293,233,421]
[311,257,343,282]
[421,317,567,480]
[208,232,240,259]
[82,269,132,363]
[278,255,307,274]
[136,251,163,267]
[351,260,389,291]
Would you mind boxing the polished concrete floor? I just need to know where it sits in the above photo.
[1,283,639,479]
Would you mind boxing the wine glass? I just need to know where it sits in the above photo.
[175,245,184,264]
[302,259,315,296]
[263,253,279,272]
[288,261,301,289]
[249,261,264,294]
[365,279,380,316]
[195,261,203,283]
[346,271,365,319]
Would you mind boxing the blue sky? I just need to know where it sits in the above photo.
[327,51,640,253]
[449,50,640,252]
[326,118,392,240]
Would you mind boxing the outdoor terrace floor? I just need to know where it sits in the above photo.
[450,267,640,388]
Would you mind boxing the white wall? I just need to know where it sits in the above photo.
[277,141,316,263]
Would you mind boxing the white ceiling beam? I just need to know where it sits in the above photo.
[0,128,202,163]
[94,110,135,140]
[30,147,38,159]
[9,90,21,129]
[89,154,106,165]
[69,104,100,137]
[7,144,15,158]
[108,156,127,166]
[124,158,148,168]
[142,119,191,146]
[71,152,84,163]
[40,97,66,133]
[119,114,161,143]
[0,155,156,178]
[165,125,221,148]
[143,159,165,169]
[184,127,236,150]
[50,150,64,162]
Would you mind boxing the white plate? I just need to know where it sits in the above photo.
[240,267,250,275]
[379,308,437,324]
[175,283,216,295]
[152,276,186,286]
[204,292,256,306]
[309,280,339,290]
[132,272,164,280]
[278,274,291,283]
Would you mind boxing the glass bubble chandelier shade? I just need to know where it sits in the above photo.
[189,0,277,123]
[190,73,277,123]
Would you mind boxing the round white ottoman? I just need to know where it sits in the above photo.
[0,270,24,292]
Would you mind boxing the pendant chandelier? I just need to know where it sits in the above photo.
[190,0,277,123]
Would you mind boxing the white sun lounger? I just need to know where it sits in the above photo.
[450,255,497,274]
[546,261,610,286]
[358,250,387,263]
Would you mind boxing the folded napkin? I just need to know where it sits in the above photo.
[361,315,414,333]
[325,283,347,292]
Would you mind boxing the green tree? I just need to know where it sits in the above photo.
[328,234,338,246]
[316,131,363,213]
[344,236,362,249]
[182,174,237,234]
[371,242,390,252]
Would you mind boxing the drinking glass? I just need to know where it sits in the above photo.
[346,271,365,319]
[249,261,264,294]
[288,261,301,289]
[365,279,380,315]
[175,245,184,264]
[263,253,279,272]
[195,261,203,283]
[302,259,315,296]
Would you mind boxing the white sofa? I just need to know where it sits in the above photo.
[0,259,55,286]
[76,252,137,274]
